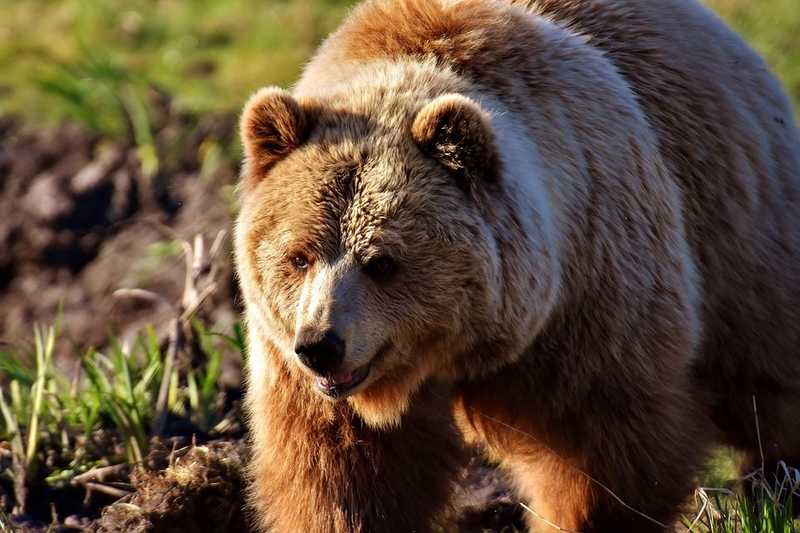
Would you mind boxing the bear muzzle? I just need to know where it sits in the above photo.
[294,328,375,398]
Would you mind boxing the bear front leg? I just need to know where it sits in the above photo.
[456,360,710,532]
[506,447,684,533]
[498,391,709,533]
[247,363,464,533]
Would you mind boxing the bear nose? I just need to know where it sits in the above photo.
[294,330,346,375]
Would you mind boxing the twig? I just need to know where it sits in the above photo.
[209,230,226,261]
[113,288,172,309]
[50,502,58,528]
[685,487,711,532]
[154,318,181,436]
[179,282,218,322]
[84,481,132,499]
[752,395,765,477]
[777,461,800,497]
[520,502,582,532]
[71,464,128,486]
[116,231,226,438]
[181,239,198,309]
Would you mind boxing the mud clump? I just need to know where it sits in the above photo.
[87,442,522,533]
[0,113,239,352]
[89,440,249,533]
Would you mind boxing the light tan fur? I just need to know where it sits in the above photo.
[235,0,800,531]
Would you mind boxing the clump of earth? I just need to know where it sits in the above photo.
[0,110,239,354]
[88,440,249,533]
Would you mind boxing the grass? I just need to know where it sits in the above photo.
[0,231,240,521]
[683,464,800,532]
[0,0,797,139]
[2,317,798,530]
[0,0,353,135]
[0,318,242,515]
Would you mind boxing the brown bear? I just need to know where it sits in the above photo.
[234,0,800,531]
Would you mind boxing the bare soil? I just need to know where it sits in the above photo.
[0,111,239,356]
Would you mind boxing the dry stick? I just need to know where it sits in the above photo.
[114,232,223,436]
[209,230,226,261]
[71,464,128,486]
[180,282,218,323]
[155,232,224,434]
[685,488,711,532]
[154,318,181,436]
[181,239,198,309]
[50,502,58,528]
[475,411,669,529]
[519,503,582,532]
[113,288,172,309]
[190,234,205,293]
[207,230,227,281]
[11,453,26,515]
[777,461,800,497]
[83,482,132,499]
[752,394,765,477]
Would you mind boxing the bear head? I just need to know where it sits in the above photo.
[235,72,511,429]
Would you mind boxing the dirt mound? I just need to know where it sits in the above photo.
[0,113,240,354]
[83,441,521,533]
[89,440,249,533]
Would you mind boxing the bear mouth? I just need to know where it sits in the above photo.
[313,342,392,399]
[315,363,371,398]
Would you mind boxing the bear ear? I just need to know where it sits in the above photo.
[411,94,500,190]
[240,87,312,185]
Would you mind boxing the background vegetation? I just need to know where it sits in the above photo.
[0,0,797,136]
[1,0,798,531]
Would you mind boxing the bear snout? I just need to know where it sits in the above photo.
[294,328,346,376]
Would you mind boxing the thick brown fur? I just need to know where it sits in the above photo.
[235,1,800,531]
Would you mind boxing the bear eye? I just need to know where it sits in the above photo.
[290,253,311,272]
[363,255,398,283]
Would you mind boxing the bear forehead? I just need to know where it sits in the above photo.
[258,145,451,260]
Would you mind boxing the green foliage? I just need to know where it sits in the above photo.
[81,336,161,464]
[683,461,800,532]
[0,320,244,506]
[0,0,354,131]
[187,320,225,433]
[1,0,792,136]
[28,42,159,177]
[0,1,796,198]
[0,324,59,488]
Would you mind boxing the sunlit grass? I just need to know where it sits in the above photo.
[0,0,796,136]
[682,462,800,532]
[0,0,353,131]
[0,319,243,514]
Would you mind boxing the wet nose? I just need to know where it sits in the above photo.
[294,329,346,375]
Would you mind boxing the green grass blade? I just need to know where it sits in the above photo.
[26,325,55,467]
